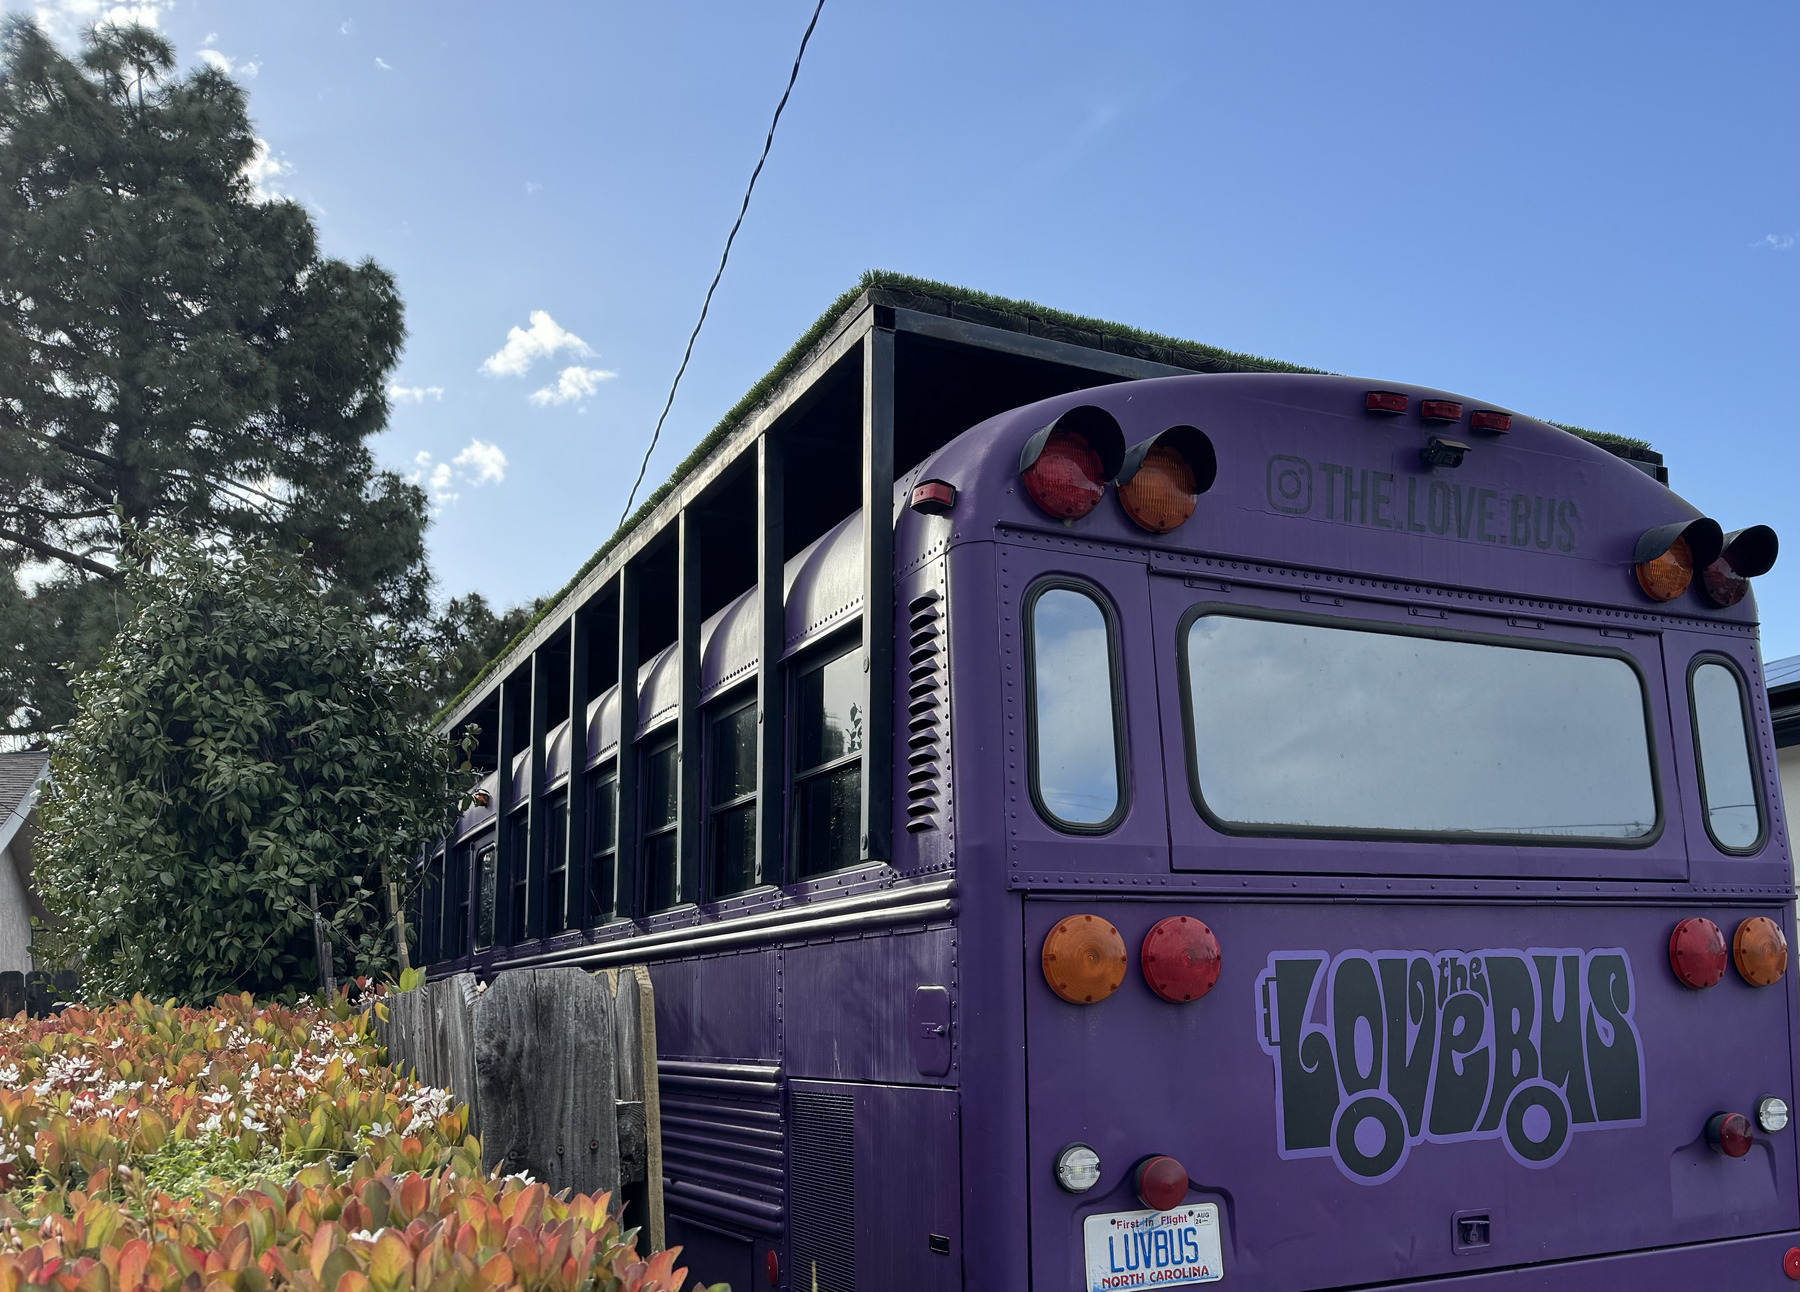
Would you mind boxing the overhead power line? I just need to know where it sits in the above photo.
[618,0,828,526]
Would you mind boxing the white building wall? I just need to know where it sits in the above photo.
[1781,745,1799,929]
[0,840,33,975]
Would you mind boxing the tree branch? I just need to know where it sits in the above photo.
[0,527,118,578]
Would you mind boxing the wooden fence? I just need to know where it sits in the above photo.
[379,965,664,1250]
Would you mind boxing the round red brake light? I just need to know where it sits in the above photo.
[1132,1155,1189,1212]
[1022,429,1107,520]
[1706,1111,1754,1158]
[1668,917,1728,989]
[1141,917,1221,1003]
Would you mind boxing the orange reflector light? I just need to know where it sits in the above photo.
[1636,535,1693,601]
[1732,917,1789,987]
[1042,914,1127,1004]
[1142,916,1222,1002]
[1668,916,1728,989]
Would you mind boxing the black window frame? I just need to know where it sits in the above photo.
[1686,653,1767,856]
[706,688,761,900]
[474,835,498,951]
[542,788,571,935]
[640,732,682,913]
[506,808,530,943]
[1022,576,1130,835]
[788,634,866,882]
[444,840,470,960]
[586,759,620,923]
[1173,601,1665,849]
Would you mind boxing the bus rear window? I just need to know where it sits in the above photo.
[1181,613,1657,841]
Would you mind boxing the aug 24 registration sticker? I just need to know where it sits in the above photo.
[1083,1204,1224,1290]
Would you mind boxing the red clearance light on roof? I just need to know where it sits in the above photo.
[1018,406,1125,522]
[1705,1111,1754,1158]
[1420,400,1464,422]
[910,480,956,515]
[1668,917,1727,989]
[1632,518,1723,602]
[1470,410,1512,433]
[1132,1155,1190,1212]
[1116,425,1218,535]
[1700,525,1779,609]
[1141,916,1222,1002]
[1365,390,1408,414]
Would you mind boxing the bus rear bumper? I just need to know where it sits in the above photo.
[1373,1230,1800,1290]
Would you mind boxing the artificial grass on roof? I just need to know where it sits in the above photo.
[436,270,1650,724]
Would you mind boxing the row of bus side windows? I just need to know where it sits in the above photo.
[425,635,866,957]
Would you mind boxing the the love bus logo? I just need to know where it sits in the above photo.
[1254,948,1645,1185]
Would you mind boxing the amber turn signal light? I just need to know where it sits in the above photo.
[1668,917,1728,989]
[1633,519,1723,602]
[1732,917,1789,987]
[1042,914,1128,1004]
[1116,426,1217,535]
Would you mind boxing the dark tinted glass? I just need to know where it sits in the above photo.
[1184,614,1656,838]
[797,650,864,773]
[508,812,530,942]
[445,845,468,958]
[1690,662,1760,850]
[475,844,497,949]
[645,831,679,912]
[712,702,758,804]
[712,802,757,896]
[1029,586,1121,827]
[645,743,678,831]
[419,855,442,964]
[588,767,617,920]
[544,794,569,934]
[794,762,861,877]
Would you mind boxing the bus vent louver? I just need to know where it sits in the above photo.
[657,1060,785,1238]
[905,590,946,833]
[790,1090,856,1292]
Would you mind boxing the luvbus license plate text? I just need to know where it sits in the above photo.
[1083,1204,1224,1290]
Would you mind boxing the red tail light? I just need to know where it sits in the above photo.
[1470,409,1512,433]
[1133,1155,1189,1211]
[1705,1112,1754,1158]
[1700,525,1779,609]
[1019,407,1125,521]
[1784,1245,1799,1279]
[1420,400,1463,422]
[1365,390,1408,414]
[1668,917,1727,989]
[1141,916,1222,1002]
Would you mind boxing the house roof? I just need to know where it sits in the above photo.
[0,752,47,822]
[1765,654,1798,693]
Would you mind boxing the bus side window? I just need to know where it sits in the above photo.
[475,841,497,951]
[587,762,618,921]
[709,694,759,897]
[792,644,864,879]
[507,810,530,943]
[446,843,470,958]
[1026,582,1124,832]
[1689,659,1763,853]
[642,737,680,910]
[543,790,570,935]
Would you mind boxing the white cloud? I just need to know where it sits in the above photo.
[339,20,352,35]
[529,365,616,407]
[198,47,259,78]
[1751,233,1796,251]
[480,310,593,378]
[241,136,291,202]
[374,56,392,70]
[525,181,543,195]
[410,440,506,507]
[202,31,216,45]
[29,1,170,45]
[388,383,444,404]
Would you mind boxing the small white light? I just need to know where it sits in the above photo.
[1055,1142,1101,1193]
[1757,1096,1789,1134]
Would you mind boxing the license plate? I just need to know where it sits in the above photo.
[1083,1204,1224,1290]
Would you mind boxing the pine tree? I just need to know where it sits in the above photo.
[0,19,429,739]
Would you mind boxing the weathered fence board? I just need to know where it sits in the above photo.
[473,968,618,1197]
[613,966,664,1250]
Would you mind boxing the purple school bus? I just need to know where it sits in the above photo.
[419,279,1797,1291]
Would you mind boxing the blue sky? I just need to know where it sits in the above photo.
[17,1,1800,655]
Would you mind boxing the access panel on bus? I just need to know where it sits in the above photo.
[1021,897,1799,1291]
